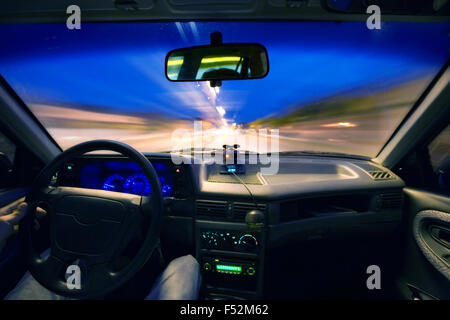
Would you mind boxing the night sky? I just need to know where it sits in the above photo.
[0,21,448,124]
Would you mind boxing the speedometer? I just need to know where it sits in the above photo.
[102,174,125,192]
[123,173,151,196]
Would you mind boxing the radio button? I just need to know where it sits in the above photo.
[203,262,212,271]
[246,267,256,276]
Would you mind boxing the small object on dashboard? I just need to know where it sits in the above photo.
[220,164,245,175]
[222,144,245,174]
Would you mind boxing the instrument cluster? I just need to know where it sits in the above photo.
[102,172,155,196]
[78,159,174,197]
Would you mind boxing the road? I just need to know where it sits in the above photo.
[48,106,409,158]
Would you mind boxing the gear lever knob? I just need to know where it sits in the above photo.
[245,209,264,231]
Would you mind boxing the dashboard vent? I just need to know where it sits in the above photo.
[368,170,394,180]
[233,202,266,220]
[196,200,228,218]
[378,192,403,209]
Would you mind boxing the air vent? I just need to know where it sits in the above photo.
[368,170,394,180]
[196,200,228,218]
[233,202,266,220]
[378,192,403,209]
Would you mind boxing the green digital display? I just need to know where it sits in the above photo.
[216,265,242,272]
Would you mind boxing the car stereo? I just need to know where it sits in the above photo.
[202,256,257,277]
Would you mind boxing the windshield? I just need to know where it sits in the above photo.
[0,21,447,157]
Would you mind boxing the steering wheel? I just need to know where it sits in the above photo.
[21,140,164,299]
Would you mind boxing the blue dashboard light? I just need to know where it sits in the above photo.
[102,174,125,192]
[162,184,172,196]
[123,173,151,196]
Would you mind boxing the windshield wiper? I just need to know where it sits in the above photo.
[279,150,371,160]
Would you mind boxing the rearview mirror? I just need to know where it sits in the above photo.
[165,43,269,82]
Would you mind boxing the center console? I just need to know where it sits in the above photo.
[195,221,266,299]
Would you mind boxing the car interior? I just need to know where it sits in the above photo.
[0,0,449,300]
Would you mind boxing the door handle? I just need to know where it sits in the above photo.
[413,210,450,281]
[430,225,450,249]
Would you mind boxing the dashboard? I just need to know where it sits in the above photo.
[57,156,190,198]
[57,153,405,299]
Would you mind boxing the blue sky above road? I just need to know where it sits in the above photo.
[0,21,448,124]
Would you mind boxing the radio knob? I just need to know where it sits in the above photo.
[203,262,212,271]
[246,267,256,276]
[238,234,258,251]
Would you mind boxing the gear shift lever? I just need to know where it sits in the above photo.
[245,209,264,231]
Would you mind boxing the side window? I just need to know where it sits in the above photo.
[428,124,450,194]
[0,132,16,162]
[0,130,16,189]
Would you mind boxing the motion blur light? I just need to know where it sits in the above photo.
[321,122,357,128]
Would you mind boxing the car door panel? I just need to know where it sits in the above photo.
[397,188,450,300]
